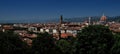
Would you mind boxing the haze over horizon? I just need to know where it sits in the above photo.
[0,0,120,23]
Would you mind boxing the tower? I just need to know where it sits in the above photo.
[88,17,91,25]
[57,15,63,40]
[60,15,63,25]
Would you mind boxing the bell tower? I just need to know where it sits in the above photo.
[60,15,63,25]
[57,15,63,40]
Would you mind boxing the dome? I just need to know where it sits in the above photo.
[100,14,107,21]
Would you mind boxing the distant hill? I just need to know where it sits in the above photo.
[64,16,120,22]
[0,16,120,23]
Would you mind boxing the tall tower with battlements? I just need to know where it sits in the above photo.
[57,15,63,40]
[60,15,63,25]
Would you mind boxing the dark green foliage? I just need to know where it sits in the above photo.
[56,38,76,54]
[32,32,58,54]
[111,33,120,54]
[76,25,115,54]
[0,31,28,54]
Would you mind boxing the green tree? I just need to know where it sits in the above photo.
[32,32,58,54]
[0,31,28,54]
[111,33,120,54]
[56,38,76,54]
[76,25,115,54]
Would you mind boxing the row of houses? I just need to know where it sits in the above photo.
[109,22,120,32]
[28,26,82,38]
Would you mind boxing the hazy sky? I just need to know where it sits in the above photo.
[0,0,120,21]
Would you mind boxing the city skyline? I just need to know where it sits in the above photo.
[0,0,120,22]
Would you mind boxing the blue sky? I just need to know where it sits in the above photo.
[0,0,120,21]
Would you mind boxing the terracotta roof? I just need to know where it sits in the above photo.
[61,33,68,38]
[100,16,107,21]
[61,33,73,38]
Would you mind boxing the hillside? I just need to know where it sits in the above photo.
[64,16,120,22]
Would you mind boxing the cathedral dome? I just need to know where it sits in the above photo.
[100,14,107,21]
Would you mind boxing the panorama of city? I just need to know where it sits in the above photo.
[0,0,120,54]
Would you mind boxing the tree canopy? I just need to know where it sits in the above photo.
[111,33,120,54]
[32,32,57,54]
[0,31,27,54]
[76,25,115,54]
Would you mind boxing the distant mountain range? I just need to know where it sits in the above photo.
[0,16,120,23]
